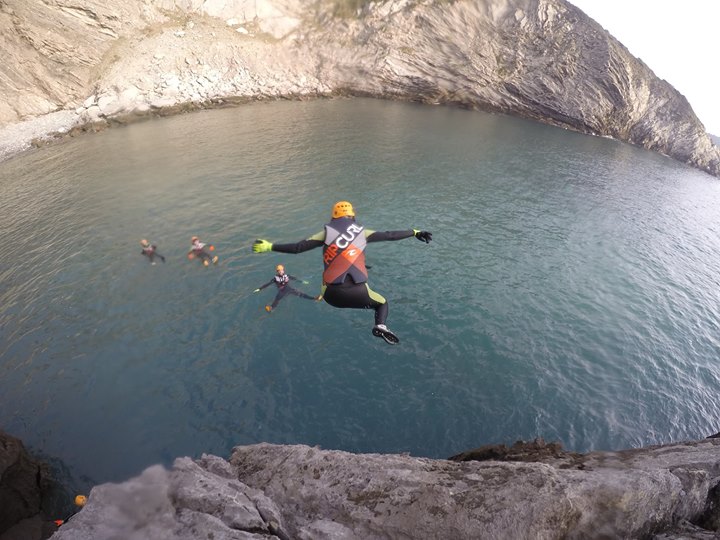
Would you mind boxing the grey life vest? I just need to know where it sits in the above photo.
[322,217,368,285]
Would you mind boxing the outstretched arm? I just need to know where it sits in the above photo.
[254,280,274,292]
[253,231,325,254]
[272,238,324,253]
[366,229,432,243]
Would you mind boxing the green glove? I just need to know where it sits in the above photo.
[253,288,261,293]
[413,229,433,243]
[302,280,309,285]
[252,239,273,253]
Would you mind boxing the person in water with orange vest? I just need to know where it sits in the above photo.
[188,235,218,266]
[252,201,432,344]
[254,264,322,312]
[140,239,166,264]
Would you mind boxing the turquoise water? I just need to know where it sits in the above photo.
[1,99,720,491]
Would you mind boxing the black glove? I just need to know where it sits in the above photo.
[414,230,432,243]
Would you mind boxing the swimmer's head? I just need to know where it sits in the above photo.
[332,201,355,219]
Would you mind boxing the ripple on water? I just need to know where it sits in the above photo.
[1,99,720,485]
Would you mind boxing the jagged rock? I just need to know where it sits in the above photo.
[48,439,720,539]
[82,106,102,123]
[0,0,717,177]
[0,516,54,540]
[449,437,581,464]
[50,454,290,540]
[0,431,54,540]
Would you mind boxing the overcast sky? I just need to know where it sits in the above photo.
[567,0,719,135]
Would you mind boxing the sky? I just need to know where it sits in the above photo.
[567,1,720,135]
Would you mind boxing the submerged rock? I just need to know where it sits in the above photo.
[51,438,720,539]
[0,0,717,177]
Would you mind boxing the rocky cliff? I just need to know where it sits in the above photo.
[0,431,55,540]
[0,0,718,177]
[48,438,720,539]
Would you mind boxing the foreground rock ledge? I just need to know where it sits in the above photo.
[51,438,720,539]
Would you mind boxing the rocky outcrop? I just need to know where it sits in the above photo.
[50,438,720,539]
[0,431,54,540]
[0,0,718,177]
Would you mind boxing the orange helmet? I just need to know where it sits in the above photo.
[276,264,285,273]
[140,239,149,247]
[332,201,355,219]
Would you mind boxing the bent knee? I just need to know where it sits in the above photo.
[366,285,386,304]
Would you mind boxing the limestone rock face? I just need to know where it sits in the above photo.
[302,0,720,176]
[50,439,720,539]
[0,0,155,121]
[0,0,718,178]
[50,455,288,540]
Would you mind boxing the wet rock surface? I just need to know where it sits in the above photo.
[0,431,55,540]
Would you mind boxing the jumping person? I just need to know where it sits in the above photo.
[254,264,322,312]
[188,236,218,266]
[140,239,166,264]
[252,201,432,344]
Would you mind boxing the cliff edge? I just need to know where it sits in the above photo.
[48,438,720,539]
[0,0,718,177]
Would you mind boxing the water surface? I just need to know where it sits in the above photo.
[1,98,719,490]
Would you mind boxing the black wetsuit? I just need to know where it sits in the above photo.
[271,220,417,326]
[141,245,165,263]
[258,274,316,310]
[190,242,213,263]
